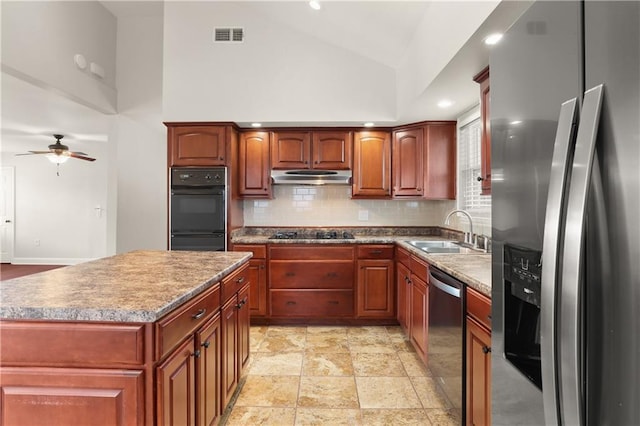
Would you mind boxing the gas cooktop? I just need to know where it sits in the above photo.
[269,230,355,240]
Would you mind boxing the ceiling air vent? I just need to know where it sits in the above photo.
[214,27,244,43]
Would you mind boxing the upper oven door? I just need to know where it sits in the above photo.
[170,187,225,234]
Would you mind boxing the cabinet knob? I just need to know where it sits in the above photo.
[236,276,245,284]
[192,350,201,358]
[219,157,224,161]
[191,309,206,320]
[482,346,491,354]
[477,176,484,181]
[202,341,210,348]
[370,250,382,255]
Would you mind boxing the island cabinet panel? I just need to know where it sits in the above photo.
[196,313,221,426]
[220,295,239,408]
[232,244,268,317]
[221,264,250,305]
[466,287,492,426]
[157,336,196,426]
[168,125,227,167]
[0,367,144,426]
[352,131,392,198]
[0,322,146,367]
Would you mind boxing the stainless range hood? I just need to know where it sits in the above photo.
[271,169,352,185]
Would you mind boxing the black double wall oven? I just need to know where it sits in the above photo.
[170,167,227,251]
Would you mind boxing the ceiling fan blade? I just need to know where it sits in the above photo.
[69,151,88,156]
[69,153,96,162]
[15,151,51,155]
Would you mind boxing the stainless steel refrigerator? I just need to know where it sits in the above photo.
[491,1,639,424]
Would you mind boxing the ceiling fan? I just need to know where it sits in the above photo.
[16,134,96,163]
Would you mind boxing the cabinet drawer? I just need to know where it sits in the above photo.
[467,287,492,330]
[270,290,354,317]
[269,245,355,261]
[156,284,220,359]
[269,261,354,289]
[357,245,394,259]
[222,263,250,303]
[233,244,266,259]
[396,246,410,267]
[410,255,429,283]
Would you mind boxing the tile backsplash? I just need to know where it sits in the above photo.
[243,185,457,228]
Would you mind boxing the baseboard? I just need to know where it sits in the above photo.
[10,257,97,266]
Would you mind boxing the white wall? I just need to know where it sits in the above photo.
[1,1,117,113]
[113,12,166,253]
[162,1,396,123]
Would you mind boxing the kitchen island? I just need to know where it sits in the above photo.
[0,250,252,426]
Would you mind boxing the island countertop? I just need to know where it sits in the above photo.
[0,250,252,323]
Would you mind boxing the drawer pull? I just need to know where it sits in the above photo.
[236,276,245,284]
[285,272,296,277]
[370,250,383,255]
[286,301,297,305]
[201,341,210,348]
[191,309,207,320]
[482,346,492,354]
[192,350,201,358]
[327,272,338,278]
[328,301,339,305]
[236,299,247,309]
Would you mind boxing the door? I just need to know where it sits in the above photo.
[197,313,221,426]
[157,337,196,426]
[221,295,238,408]
[237,284,251,373]
[352,131,391,198]
[410,274,428,363]
[0,167,15,263]
[238,131,270,197]
[356,259,394,318]
[312,131,352,170]
[392,129,424,197]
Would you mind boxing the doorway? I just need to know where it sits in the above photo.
[1,166,15,263]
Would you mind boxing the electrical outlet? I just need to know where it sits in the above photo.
[34,239,40,246]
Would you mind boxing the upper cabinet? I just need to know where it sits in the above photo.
[473,66,491,195]
[271,130,352,170]
[392,122,456,200]
[167,125,227,167]
[238,131,271,198]
[352,131,391,198]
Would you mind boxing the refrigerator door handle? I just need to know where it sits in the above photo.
[541,97,579,426]
[559,84,604,426]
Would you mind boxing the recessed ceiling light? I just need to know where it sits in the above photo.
[251,122,262,127]
[484,33,503,45]
[309,1,321,10]
[437,99,453,108]
[364,122,375,127]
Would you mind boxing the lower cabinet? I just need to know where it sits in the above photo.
[466,287,492,426]
[157,336,197,426]
[409,267,429,363]
[232,244,268,318]
[356,245,395,319]
[197,313,221,426]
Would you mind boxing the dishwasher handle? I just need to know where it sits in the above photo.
[429,269,461,299]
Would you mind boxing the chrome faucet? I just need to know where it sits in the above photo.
[444,209,476,247]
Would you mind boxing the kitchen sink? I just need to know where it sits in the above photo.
[407,240,471,254]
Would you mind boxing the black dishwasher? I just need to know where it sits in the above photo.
[428,266,465,423]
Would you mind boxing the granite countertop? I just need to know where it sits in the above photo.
[0,250,252,323]
[232,227,492,297]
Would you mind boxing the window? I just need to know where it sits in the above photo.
[457,108,491,231]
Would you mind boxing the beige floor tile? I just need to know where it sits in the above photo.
[267,326,308,336]
[351,352,405,377]
[360,408,432,425]
[234,375,300,407]
[356,377,422,409]
[398,351,430,377]
[258,334,307,352]
[347,326,389,336]
[389,333,417,352]
[409,376,452,409]
[305,333,350,353]
[298,376,359,409]
[224,406,296,426]
[249,352,304,376]
[306,326,348,336]
[250,326,269,352]
[294,408,362,425]
[303,352,354,376]
[425,408,461,426]
[348,334,395,353]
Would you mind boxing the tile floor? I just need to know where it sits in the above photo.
[220,325,461,425]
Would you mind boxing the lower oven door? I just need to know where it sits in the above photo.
[170,233,226,251]
[170,188,225,234]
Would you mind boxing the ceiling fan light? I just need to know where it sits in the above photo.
[47,153,70,164]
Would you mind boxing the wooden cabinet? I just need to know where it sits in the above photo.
[352,131,391,198]
[395,248,430,362]
[168,125,227,166]
[233,244,268,317]
[238,131,271,197]
[393,129,424,197]
[157,336,197,426]
[269,245,355,319]
[424,122,456,199]
[473,66,491,195]
[196,313,221,426]
[466,287,492,426]
[237,284,251,372]
[271,130,352,170]
[356,245,395,318]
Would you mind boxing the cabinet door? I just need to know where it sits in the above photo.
[220,296,238,408]
[312,131,352,169]
[424,122,456,200]
[169,125,226,166]
[0,367,143,426]
[474,66,491,195]
[393,129,424,197]
[237,284,251,374]
[352,131,391,198]
[466,317,492,426]
[271,131,311,169]
[197,313,221,426]
[396,261,411,333]
[157,336,197,426]
[238,131,271,197]
[356,259,395,318]
[247,258,267,316]
[410,274,428,363]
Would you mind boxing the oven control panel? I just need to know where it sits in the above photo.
[171,167,226,187]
